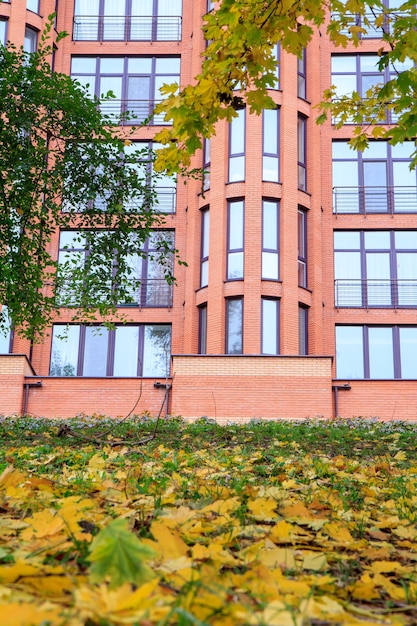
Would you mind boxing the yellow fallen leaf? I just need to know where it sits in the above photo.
[370,560,405,574]
[269,520,294,543]
[301,551,328,571]
[150,521,188,559]
[0,602,65,626]
[247,497,278,520]
[323,522,354,544]
[258,547,296,569]
[20,509,65,540]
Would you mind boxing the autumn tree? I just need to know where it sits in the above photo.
[154,0,417,173]
[0,19,175,340]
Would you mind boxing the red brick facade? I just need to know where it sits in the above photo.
[1,0,416,422]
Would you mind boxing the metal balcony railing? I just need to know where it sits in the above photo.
[335,279,417,308]
[333,186,417,214]
[73,15,182,41]
[99,99,167,125]
[58,279,173,308]
[331,11,403,38]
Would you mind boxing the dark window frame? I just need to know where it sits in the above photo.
[261,297,280,355]
[297,114,307,191]
[299,304,308,355]
[200,207,210,288]
[226,296,244,354]
[297,48,307,99]
[198,303,208,354]
[24,26,38,53]
[262,108,280,182]
[262,198,280,280]
[227,199,245,281]
[298,208,307,288]
[228,108,246,183]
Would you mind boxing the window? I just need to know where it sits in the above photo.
[57,230,174,308]
[228,109,245,182]
[335,0,405,39]
[128,142,176,213]
[261,298,279,354]
[200,208,210,288]
[198,304,208,354]
[334,230,417,307]
[299,305,308,355]
[203,138,211,191]
[27,0,40,13]
[297,48,306,99]
[207,0,215,11]
[262,108,280,182]
[24,27,37,53]
[73,0,182,41]
[270,44,280,89]
[227,200,244,280]
[298,209,307,288]
[297,115,307,191]
[0,306,12,354]
[226,297,243,354]
[50,324,171,377]
[0,20,7,46]
[332,141,417,214]
[71,56,180,125]
[262,199,279,280]
[331,54,413,123]
[336,325,417,379]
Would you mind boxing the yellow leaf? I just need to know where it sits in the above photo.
[302,551,328,571]
[247,497,278,520]
[370,560,405,574]
[0,562,39,583]
[269,520,294,543]
[258,547,296,569]
[323,522,354,543]
[150,521,188,559]
[20,509,65,540]
[0,466,27,489]
[0,603,64,626]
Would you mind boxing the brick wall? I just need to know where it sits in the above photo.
[0,356,34,415]
[171,355,333,422]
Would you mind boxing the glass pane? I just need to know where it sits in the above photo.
[395,232,417,249]
[368,327,394,378]
[262,252,279,279]
[335,326,364,378]
[100,76,123,99]
[363,161,387,212]
[0,307,11,354]
[227,299,243,354]
[334,252,362,306]
[364,231,390,249]
[155,58,181,74]
[360,55,380,71]
[263,156,279,182]
[142,325,171,376]
[202,210,210,257]
[366,253,391,305]
[50,326,80,376]
[27,0,39,12]
[262,299,278,354]
[392,162,417,212]
[334,231,361,249]
[229,201,244,249]
[230,109,245,154]
[227,252,244,279]
[263,109,278,154]
[0,21,6,45]
[83,327,109,376]
[331,56,356,72]
[114,327,139,376]
[100,57,124,73]
[400,328,417,378]
[132,0,153,15]
[159,0,182,16]
[229,156,245,182]
[332,74,356,96]
[332,142,357,160]
[299,306,308,355]
[199,306,207,355]
[364,142,387,158]
[263,201,278,250]
[397,253,417,305]
[201,259,209,287]
[128,57,152,73]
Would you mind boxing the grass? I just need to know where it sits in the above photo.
[1,415,417,625]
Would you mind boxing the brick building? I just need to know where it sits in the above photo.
[1,0,416,421]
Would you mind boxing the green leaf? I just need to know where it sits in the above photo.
[88,518,156,589]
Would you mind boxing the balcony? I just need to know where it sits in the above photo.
[100,99,167,125]
[58,279,173,308]
[73,15,182,42]
[334,279,417,308]
[331,11,401,39]
[333,186,417,214]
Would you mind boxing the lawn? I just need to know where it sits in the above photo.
[0,415,417,625]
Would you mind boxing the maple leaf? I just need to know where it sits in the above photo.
[88,518,156,589]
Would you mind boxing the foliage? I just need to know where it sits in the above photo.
[154,0,417,173]
[1,416,417,624]
[0,18,175,340]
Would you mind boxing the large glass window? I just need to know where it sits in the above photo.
[24,27,37,53]
[71,56,180,124]
[299,305,308,355]
[331,54,413,123]
[0,306,12,354]
[333,141,417,213]
[262,109,280,182]
[336,325,417,379]
[200,208,210,288]
[297,48,306,99]
[227,200,244,280]
[297,115,307,191]
[334,230,417,308]
[298,209,307,288]
[198,304,207,355]
[226,298,243,354]
[0,20,6,46]
[57,230,174,308]
[335,0,406,39]
[27,0,40,12]
[50,324,171,377]
[73,0,182,41]
[261,298,279,355]
[203,138,211,191]
[229,109,245,182]
[262,199,279,280]
[126,142,176,212]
